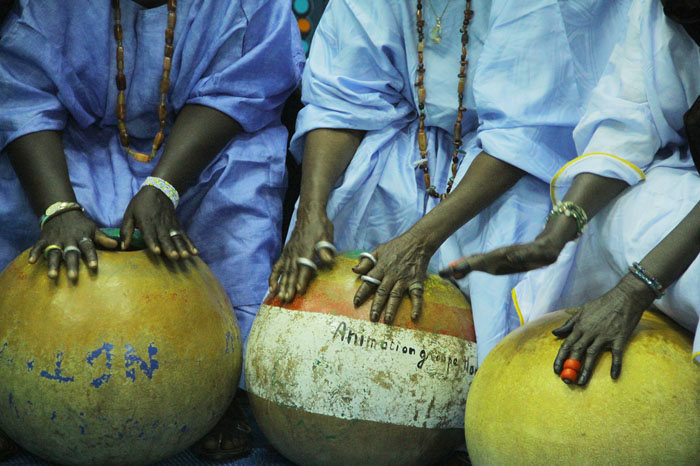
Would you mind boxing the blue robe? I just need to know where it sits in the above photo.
[514,0,700,364]
[288,0,629,363]
[0,0,305,384]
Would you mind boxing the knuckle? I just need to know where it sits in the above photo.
[389,289,404,299]
[375,286,389,297]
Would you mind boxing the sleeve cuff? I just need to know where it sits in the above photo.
[550,152,646,204]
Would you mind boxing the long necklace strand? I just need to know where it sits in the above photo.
[415,0,473,200]
[112,0,176,163]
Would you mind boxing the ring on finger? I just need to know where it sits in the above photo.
[361,275,381,286]
[408,282,424,293]
[62,246,81,259]
[314,241,337,255]
[296,257,318,272]
[359,252,377,266]
[169,230,184,238]
[43,245,62,259]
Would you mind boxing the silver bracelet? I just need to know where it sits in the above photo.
[141,176,180,208]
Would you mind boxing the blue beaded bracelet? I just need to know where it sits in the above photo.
[141,176,179,208]
[629,262,665,299]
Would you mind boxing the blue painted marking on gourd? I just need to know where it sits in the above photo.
[40,352,74,383]
[87,342,115,388]
[124,343,159,381]
[26,360,33,371]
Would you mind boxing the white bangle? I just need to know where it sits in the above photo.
[141,176,180,208]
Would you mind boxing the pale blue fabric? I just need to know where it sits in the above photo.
[0,0,305,380]
[514,0,700,363]
[287,0,622,364]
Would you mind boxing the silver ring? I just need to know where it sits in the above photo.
[79,237,92,245]
[408,282,424,293]
[359,252,377,266]
[62,246,81,258]
[296,257,318,272]
[361,275,382,286]
[314,241,337,255]
[169,230,183,238]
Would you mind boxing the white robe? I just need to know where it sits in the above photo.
[513,0,700,364]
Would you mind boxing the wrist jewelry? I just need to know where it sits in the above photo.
[40,201,84,230]
[141,176,180,208]
[545,201,588,238]
[629,262,665,299]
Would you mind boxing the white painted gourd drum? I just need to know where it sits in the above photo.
[245,252,477,466]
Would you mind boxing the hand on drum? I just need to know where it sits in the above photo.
[438,236,563,279]
[269,207,335,302]
[551,277,653,385]
[120,186,197,260]
[29,210,118,281]
[352,231,431,324]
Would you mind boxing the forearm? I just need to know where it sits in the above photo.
[7,130,77,215]
[411,151,524,250]
[150,104,241,193]
[622,200,700,304]
[297,128,365,215]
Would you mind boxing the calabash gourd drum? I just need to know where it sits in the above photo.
[245,252,477,466]
[0,250,242,466]
[465,310,700,466]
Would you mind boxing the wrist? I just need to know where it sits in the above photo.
[297,199,328,220]
[617,273,658,309]
[536,215,578,249]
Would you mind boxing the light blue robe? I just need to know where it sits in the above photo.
[513,0,700,364]
[0,0,305,384]
[288,0,630,363]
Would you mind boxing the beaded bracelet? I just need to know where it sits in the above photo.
[545,201,588,238]
[629,262,665,299]
[141,176,180,208]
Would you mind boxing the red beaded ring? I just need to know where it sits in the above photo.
[560,359,581,383]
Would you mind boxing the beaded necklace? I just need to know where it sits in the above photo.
[112,0,176,163]
[415,0,473,199]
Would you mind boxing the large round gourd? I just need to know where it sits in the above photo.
[465,310,700,466]
[0,250,242,466]
[245,252,477,466]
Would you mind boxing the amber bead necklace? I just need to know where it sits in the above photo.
[415,0,473,199]
[112,0,176,163]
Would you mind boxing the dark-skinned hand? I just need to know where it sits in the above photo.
[120,186,197,259]
[438,235,564,279]
[269,204,335,302]
[352,231,432,324]
[29,210,118,281]
[552,275,655,385]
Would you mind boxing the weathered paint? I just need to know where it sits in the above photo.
[247,305,475,429]
[466,310,700,466]
[246,253,476,466]
[0,250,243,466]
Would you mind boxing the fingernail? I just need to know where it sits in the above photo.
[353,299,360,307]
[89,261,97,268]
[411,313,419,320]
[370,312,378,321]
[192,248,199,254]
[562,378,572,385]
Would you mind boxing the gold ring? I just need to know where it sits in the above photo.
[43,245,63,259]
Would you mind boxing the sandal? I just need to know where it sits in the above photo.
[195,399,253,462]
